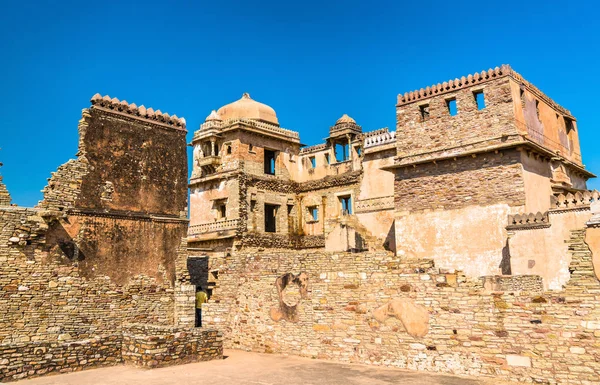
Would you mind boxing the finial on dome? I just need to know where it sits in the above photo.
[205,110,222,122]
[242,93,251,99]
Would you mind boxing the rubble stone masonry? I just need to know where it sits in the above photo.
[203,229,600,384]
[394,150,526,213]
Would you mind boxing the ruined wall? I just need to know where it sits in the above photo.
[39,97,188,285]
[203,234,600,384]
[0,174,11,206]
[0,207,175,344]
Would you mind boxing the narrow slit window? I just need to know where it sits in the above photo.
[308,206,318,221]
[446,98,457,116]
[226,144,232,154]
[419,104,430,121]
[474,91,485,110]
[248,143,254,153]
[535,100,540,119]
[309,156,316,168]
[325,153,330,164]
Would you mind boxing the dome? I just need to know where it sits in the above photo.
[335,114,356,125]
[216,93,279,125]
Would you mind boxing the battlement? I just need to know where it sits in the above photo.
[551,190,599,211]
[507,211,550,230]
[396,64,572,118]
[90,94,187,131]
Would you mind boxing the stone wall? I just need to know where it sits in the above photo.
[394,150,525,213]
[0,334,122,382]
[122,324,223,368]
[0,174,11,206]
[0,207,175,344]
[203,233,600,384]
[395,69,521,165]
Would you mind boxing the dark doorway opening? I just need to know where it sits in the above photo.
[265,204,278,233]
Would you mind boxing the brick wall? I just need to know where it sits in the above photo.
[0,175,11,206]
[203,232,600,384]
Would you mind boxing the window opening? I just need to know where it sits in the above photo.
[308,206,318,221]
[309,156,316,168]
[474,91,485,110]
[446,98,457,116]
[325,153,330,164]
[335,143,349,162]
[264,149,276,175]
[419,104,430,121]
[264,204,278,233]
[339,195,352,215]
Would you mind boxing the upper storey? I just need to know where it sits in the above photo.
[395,65,585,171]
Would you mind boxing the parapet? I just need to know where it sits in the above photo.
[396,64,573,118]
[90,94,186,131]
[507,212,550,230]
[551,190,599,211]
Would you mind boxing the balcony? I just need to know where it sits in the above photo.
[188,218,240,240]
[196,155,221,168]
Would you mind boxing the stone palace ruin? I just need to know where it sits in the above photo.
[1,65,600,384]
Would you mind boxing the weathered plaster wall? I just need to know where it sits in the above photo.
[520,152,552,212]
[395,203,515,277]
[203,236,600,384]
[189,179,240,226]
[509,209,592,290]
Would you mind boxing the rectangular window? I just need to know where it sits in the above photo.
[446,98,457,116]
[535,100,540,119]
[264,149,276,175]
[308,206,318,221]
[335,143,349,162]
[215,200,227,219]
[355,146,362,156]
[309,156,316,168]
[339,195,352,215]
[264,204,278,233]
[325,153,330,164]
[419,104,430,121]
[474,91,485,110]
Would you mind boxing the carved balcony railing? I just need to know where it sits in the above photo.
[196,155,222,168]
[188,218,240,236]
[364,131,396,149]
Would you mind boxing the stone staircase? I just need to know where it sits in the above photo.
[337,214,386,252]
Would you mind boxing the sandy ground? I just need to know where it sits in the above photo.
[12,349,523,385]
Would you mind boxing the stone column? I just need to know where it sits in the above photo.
[210,140,216,156]
[346,134,352,161]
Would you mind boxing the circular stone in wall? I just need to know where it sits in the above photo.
[281,285,302,307]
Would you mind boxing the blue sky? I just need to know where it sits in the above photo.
[1,0,599,206]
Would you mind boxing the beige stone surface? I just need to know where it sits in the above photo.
[12,350,523,385]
